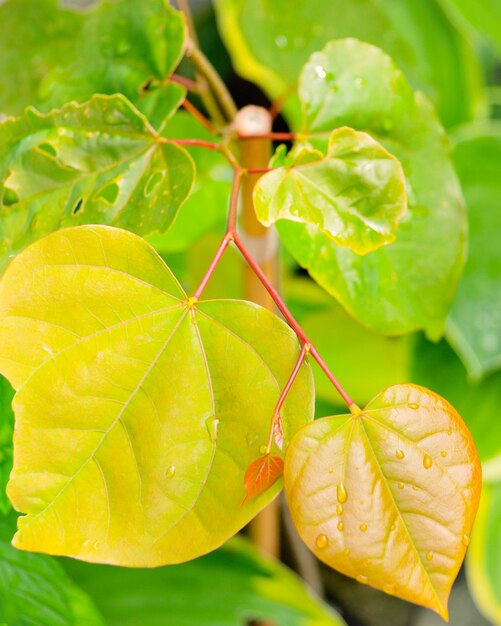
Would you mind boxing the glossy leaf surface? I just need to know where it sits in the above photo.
[0,515,105,626]
[255,128,407,255]
[0,95,194,272]
[65,535,346,626]
[0,0,83,115]
[447,131,501,379]
[278,40,466,337]
[0,225,314,566]
[147,111,232,254]
[284,384,482,618]
[0,376,14,516]
[40,0,187,128]
[467,481,501,625]
[214,0,481,128]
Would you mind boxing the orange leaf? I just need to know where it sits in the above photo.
[243,454,284,503]
[284,384,482,620]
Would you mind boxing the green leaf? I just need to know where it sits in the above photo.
[0,0,83,116]
[64,534,346,626]
[40,0,187,128]
[0,225,314,566]
[255,128,407,255]
[412,336,501,473]
[443,0,501,55]
[446,131,501,379]
[0,94,195,273]
[214,0,481,128]
[0,376,14,516]
[0,515,105,626]
[285,383,482,619]
[467,481,501,625]
[278,39,466,338]
[147,111,232,254]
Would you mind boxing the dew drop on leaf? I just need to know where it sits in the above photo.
[357,575,369,584]
[426,551,433,561]
[337,521,344,532]
[343,548,350,556]
[423,454,433,469]
[83,539,92,548]
[337,482,348,504]
[259,444,268,455]
[441,451,448,458]
[463,534,471,546]
[360,523,368,533]
[408,403,419,410]
[336,504,343,515]
[166,465,176,479]
[316,534,328,549]
[398,482,404,490]
[205,416,219,443]
[396,449,405,459]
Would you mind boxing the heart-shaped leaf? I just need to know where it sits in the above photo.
[254,127,407,255]
[0,225,314,566]
[284,383,482,619]
[0,94,195,272]
[244,454,284,503]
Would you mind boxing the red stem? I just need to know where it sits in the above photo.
[238,132,296,141]
[227,169,242,232]
[193,233,232,300]
[169,138,221,151]
[266,343,308,452]
[171,74,199,91]
[245,167,272,175]
[182,99,218,134]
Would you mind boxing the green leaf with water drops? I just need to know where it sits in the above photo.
[214,0,481,128]
[39,0,187,129]
[0,514,105,626]
[0,225,314,566]
[0,0,84,116]
[284,383,482,619]
[64,534,346,626]
[277,39,466,338]
[254,127,407,255]
[467,480,501,625]
[0,376,14,516]
[0,94,195,273]
[147,111,232,254]
[446,131,501,380]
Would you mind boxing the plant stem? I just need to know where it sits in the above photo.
[182,99,218,134]
[186,43,238,122]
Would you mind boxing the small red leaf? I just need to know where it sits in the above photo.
[243,454,284,503]
[273,416,285,451]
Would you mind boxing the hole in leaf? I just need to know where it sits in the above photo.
[96,183,119,205]
[145,171,164,196]
[3,187,19,206]
[37,143,57,158]
[72,198,84,215]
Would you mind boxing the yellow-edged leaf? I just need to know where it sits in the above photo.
[0,225,314,566]
[284,384,481,619]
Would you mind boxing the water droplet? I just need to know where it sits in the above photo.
[337,521,344,532]
[275,35,288,49]
[396,449,405,460]
[409,403,419,410]
[355,77,367,88]
[447,428,453,436]
[93,541,100,550]
[316,534,328,549]
[423,454,433,469]
[337,483,348,504]
[441,451,447,458]
[463,534,471,546]
[360,523,368,533]
[426,551,433,561]
[206,416,220,443]
[343,548,350,556]
[398,482,404,490]
[83,539,92,548]
[384,583,395,595]
[314,65,327,79]
[166,465,176,478]
[357,574,368,584]
[391,523,396,531]
[336,504,343,516]
[259,444,268,455]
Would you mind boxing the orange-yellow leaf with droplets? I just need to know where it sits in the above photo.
[243,454,284,503]
[284,384,482,620]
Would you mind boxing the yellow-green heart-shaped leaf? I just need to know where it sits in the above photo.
[284,384,481,619]
[254,127,407,255]
[0,225,314,566]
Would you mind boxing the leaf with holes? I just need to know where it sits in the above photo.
[39,0,187,129]
[277,39,466,337]
[255,127,407,255]
[0,225,314,566]
[243,455,284,503]
[284,383,482,619]
[0,94,194,273]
